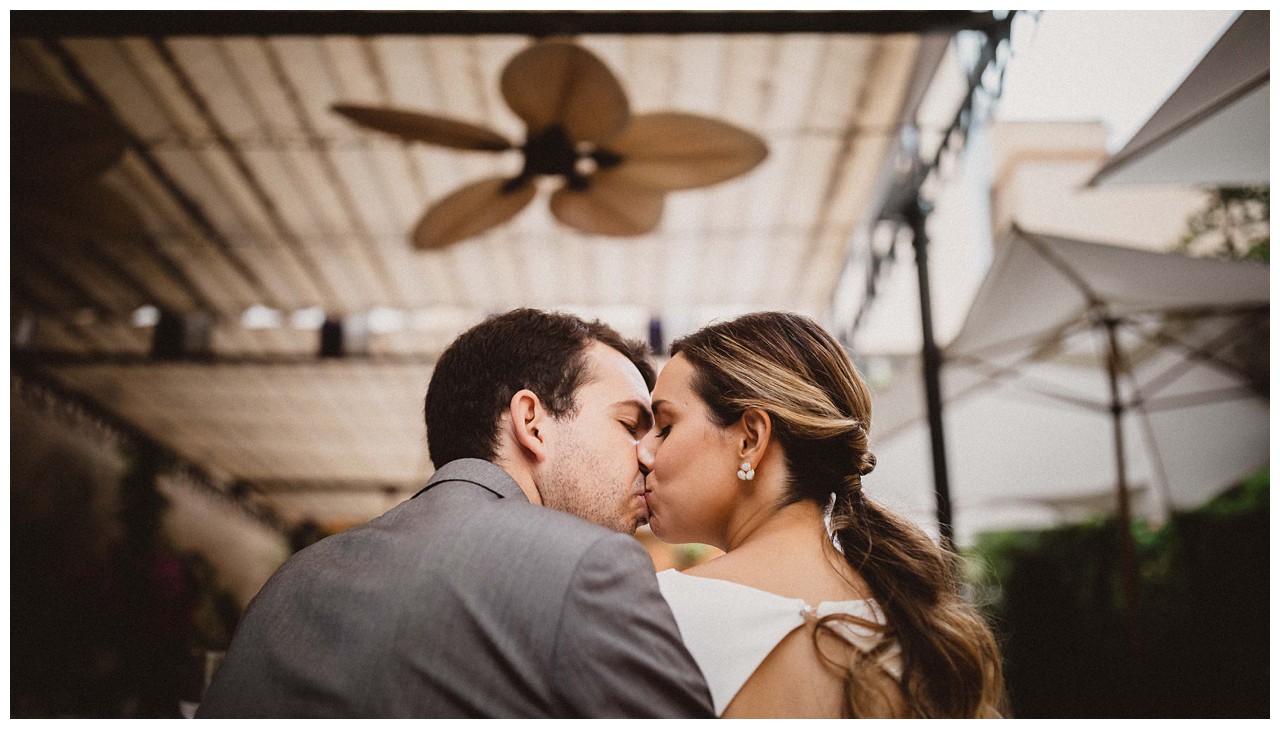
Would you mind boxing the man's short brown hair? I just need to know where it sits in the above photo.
[424,308,655,468]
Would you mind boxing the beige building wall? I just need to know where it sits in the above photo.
[991,121,1210,252]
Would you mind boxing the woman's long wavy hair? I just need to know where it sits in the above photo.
[670,312,1006,718]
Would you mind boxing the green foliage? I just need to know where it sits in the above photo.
[674,542,717,570]
[1178,187,1269,260]
[969,468,1269,717]
[1243,239,1268,262]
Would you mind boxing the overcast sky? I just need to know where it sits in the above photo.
[996,10,1239,150]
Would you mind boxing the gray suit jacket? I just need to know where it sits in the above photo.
[197,459,713,718]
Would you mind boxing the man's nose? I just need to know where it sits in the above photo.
[637,432,657,475]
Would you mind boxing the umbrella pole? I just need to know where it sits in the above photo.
[906,198,954,549]
[1103,316,1142,667]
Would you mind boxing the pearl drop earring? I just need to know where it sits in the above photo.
[737,460,755,481]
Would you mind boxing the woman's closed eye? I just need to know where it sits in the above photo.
[656,424,672,438]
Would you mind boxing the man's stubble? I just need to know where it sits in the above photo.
[540,430,642,535]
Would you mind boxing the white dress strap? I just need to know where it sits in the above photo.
[656,569,898,716]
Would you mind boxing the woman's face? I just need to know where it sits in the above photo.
[640,354,741,546]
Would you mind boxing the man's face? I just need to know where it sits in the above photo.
[538,342,653,535]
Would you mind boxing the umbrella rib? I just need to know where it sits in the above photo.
[1132,331,1219,398]
[1101,298,1258,422]
[1125,302,1268,319]
[1131,401,1174,523]
[955,303,1261,370]
[1119,358,1173,523]
[1020,229,1102,304]
[948,353,1110,413]
[1138,385,1262,413]
[1135,317,1268,398]
[949,305,1098,362]
[874,364,1013,442]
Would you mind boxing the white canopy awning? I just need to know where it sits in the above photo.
[1090,10,1269,187]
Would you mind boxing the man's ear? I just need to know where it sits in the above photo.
[509,389,550,463]
[738,407,772,467]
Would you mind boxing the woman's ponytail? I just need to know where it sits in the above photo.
[830,486,1005,717]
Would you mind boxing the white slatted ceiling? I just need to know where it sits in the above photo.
[93,33,908,321]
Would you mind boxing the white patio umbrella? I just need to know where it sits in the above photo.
[1089,10,1269,187]
[868,226,1269,547]
[867,226,1268,653]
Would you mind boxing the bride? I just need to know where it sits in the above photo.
[640,312,1005,718]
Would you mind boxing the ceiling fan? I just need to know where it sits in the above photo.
[12,90,143,244]
[333,39,768,250]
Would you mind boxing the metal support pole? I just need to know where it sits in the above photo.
[905,197,954,548]
[844,12,1015,545]
[1103,316,1142,665]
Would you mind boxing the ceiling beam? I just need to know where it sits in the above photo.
[13,10,1000,38]
[17,351,440,367]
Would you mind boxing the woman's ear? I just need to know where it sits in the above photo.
[509,389,550,463]
[738,407,772,467]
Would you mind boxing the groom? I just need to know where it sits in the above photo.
[198,309,712,717]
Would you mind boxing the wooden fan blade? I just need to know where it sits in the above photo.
[604,112,768,191]
[500,40,629,145]
[12,91,131,185]
[14,182,145,243]
[74,183,146,241]
[412,177,536,249]
[332,104,512,151]
[549,173,664,237]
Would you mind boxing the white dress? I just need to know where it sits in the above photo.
[657,569,902,716]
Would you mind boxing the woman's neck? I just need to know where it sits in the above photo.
[705,497,868,603]
[723,497,829,555]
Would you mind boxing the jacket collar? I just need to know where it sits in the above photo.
[411,458,529,502]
